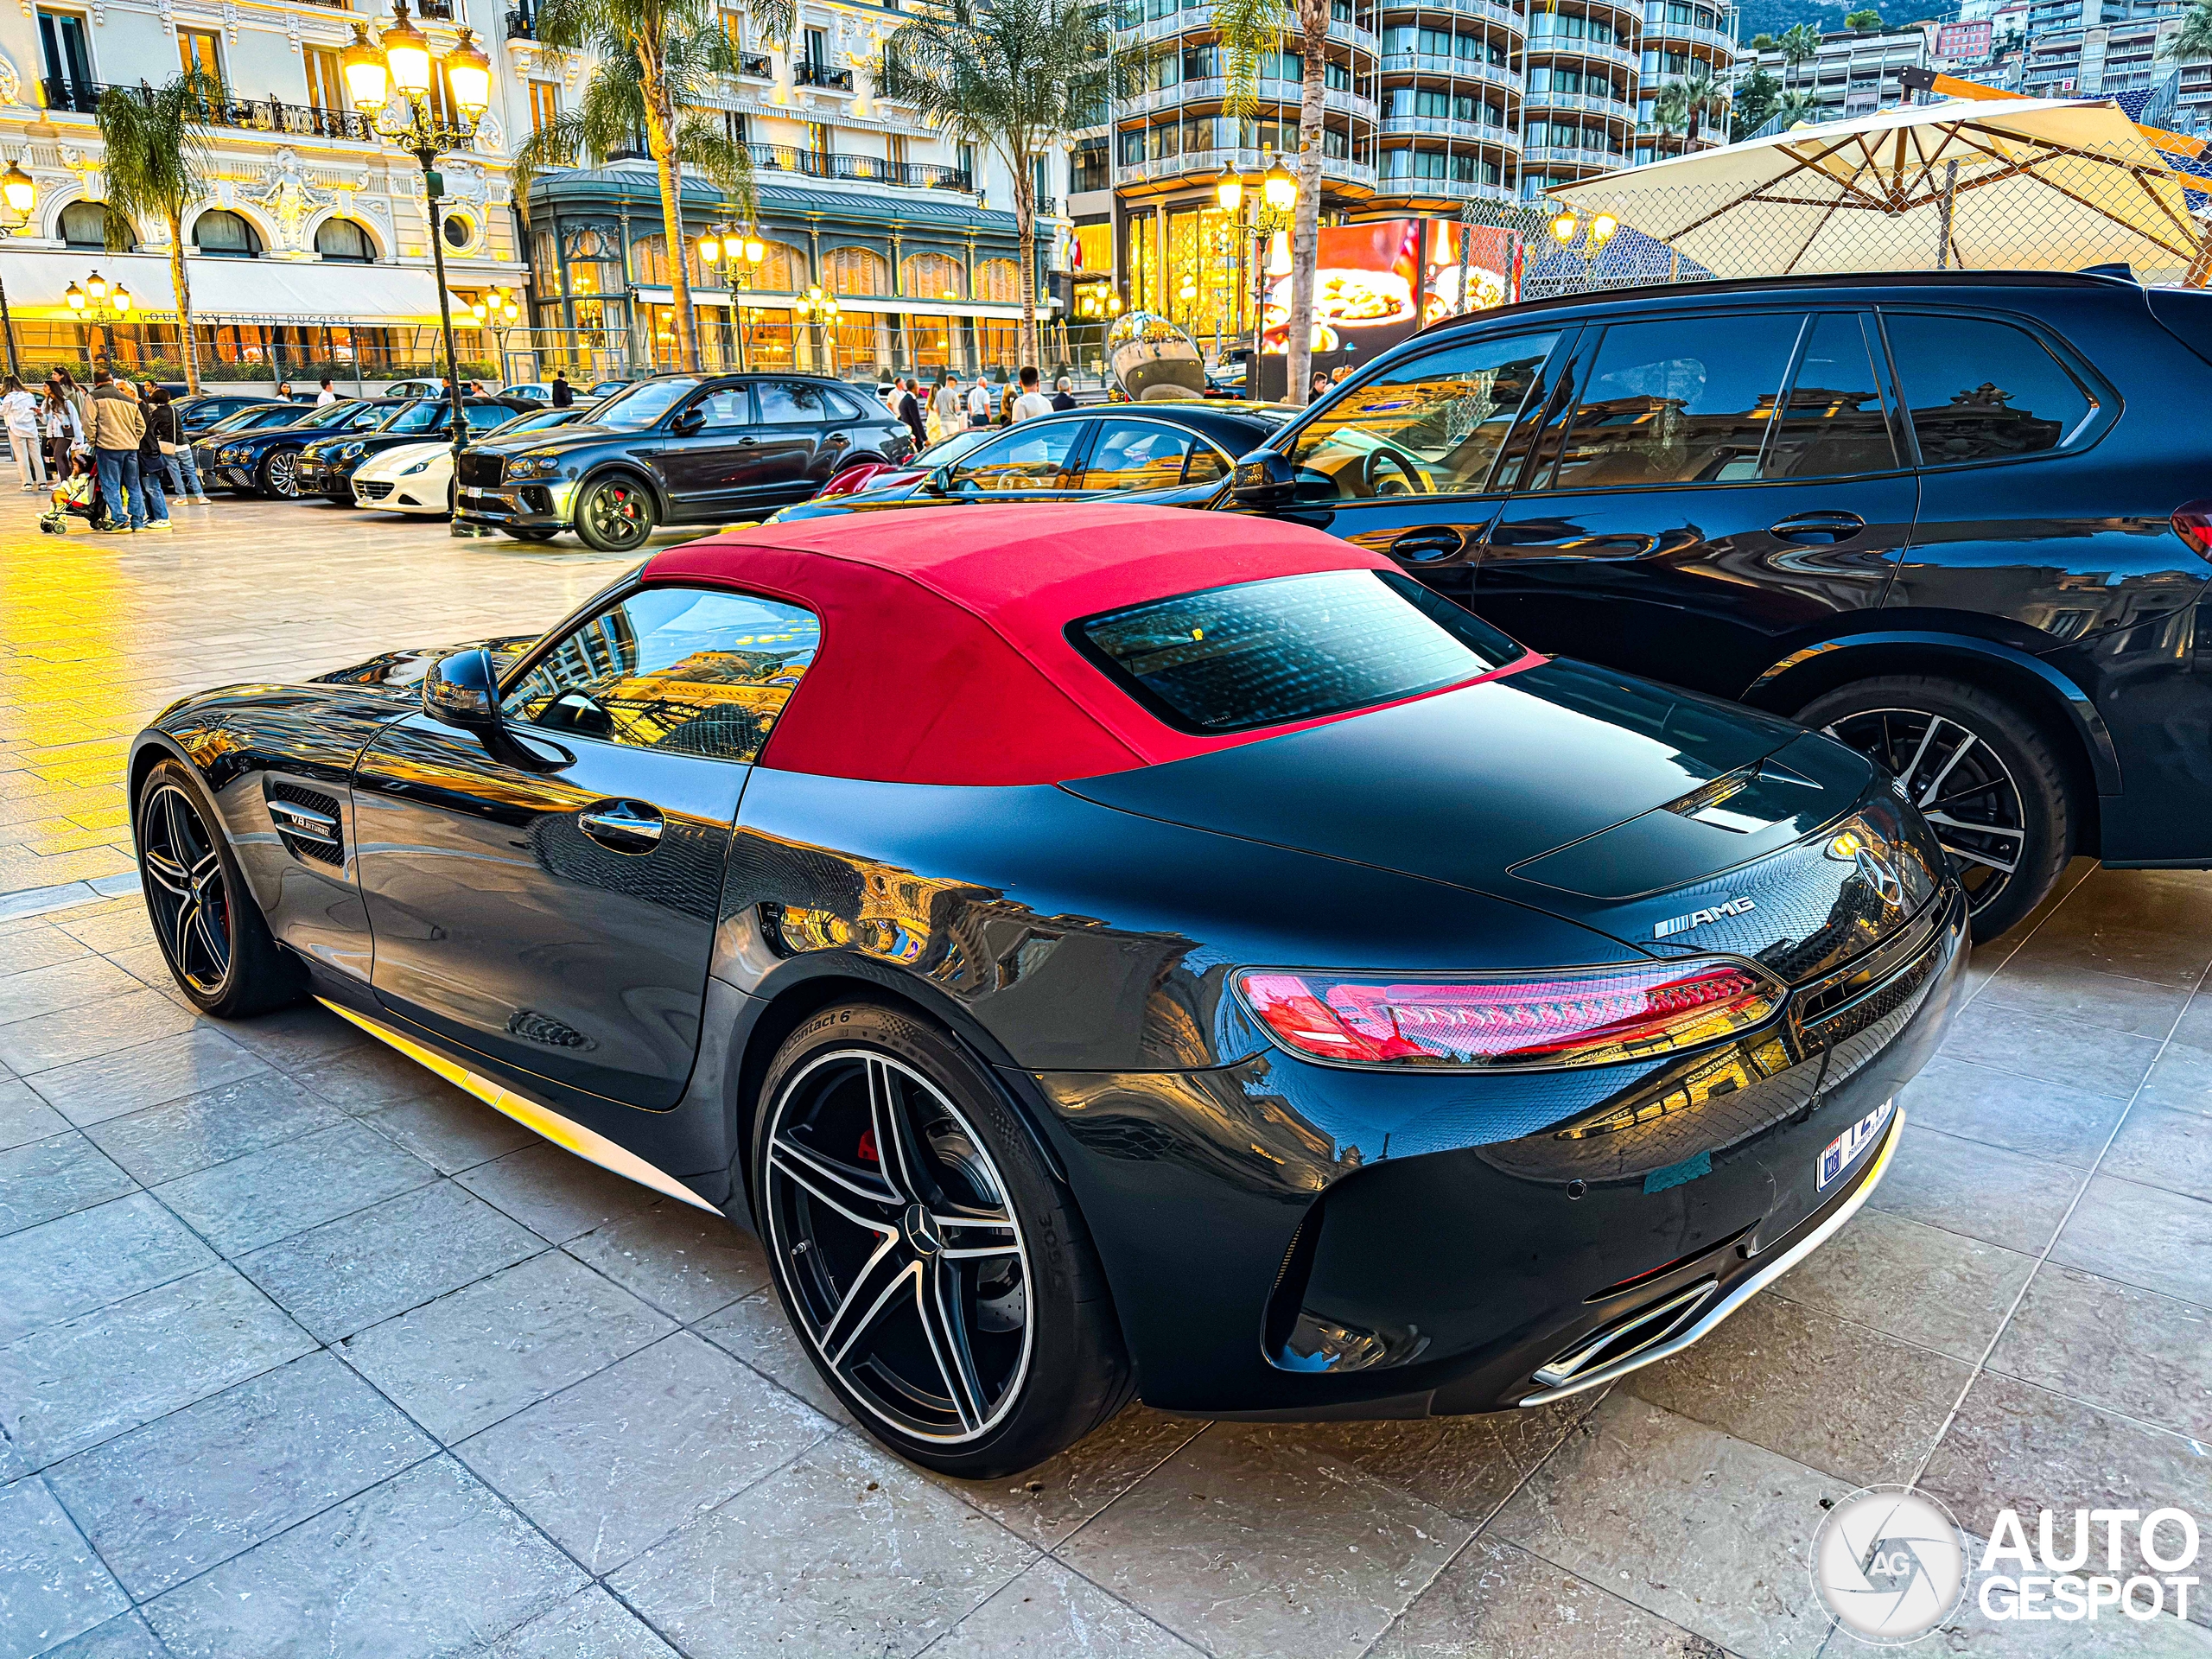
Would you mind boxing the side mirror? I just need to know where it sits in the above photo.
[671,407,704,436]
[423,649,566,772]
[921,466,952,496]
[1232,448,1298,507]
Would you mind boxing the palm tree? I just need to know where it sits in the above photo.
[1679,59,1722,145]
[2159,0,2212,61]
[893,0,1109,372]
[1651,79,1690,141]
[1773,87,1821,127]
[1779,22,1821,72]
[520,0,786,373]
[96,71,219,393]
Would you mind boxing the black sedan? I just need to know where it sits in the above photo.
[1226,270,2212,942]
[294,397,536,504]
[454,372,913,550]
[175,393,289,437]
[196,398,404,499]
[127,505,1964,1476]
[768,402,1293,524]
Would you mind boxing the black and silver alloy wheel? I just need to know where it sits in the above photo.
[763,1048,1033,1445]
[1800,674,2073,944]
[576,478,653,551]
[139,782,231,996]
[261,448,299,499]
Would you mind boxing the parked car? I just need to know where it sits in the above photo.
[499,382,551,403]
[769,402,1293,524]
[295,397,537,504]
[1224,270,2212,942]
[587,379,632,398]
[196,398,404,499]
[127,504,1964,1475]
[351,405,598,517]
[175,393,288,436]
[454,372,913,550]
[188,402,320,445]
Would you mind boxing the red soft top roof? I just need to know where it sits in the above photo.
[643,503,1533,786]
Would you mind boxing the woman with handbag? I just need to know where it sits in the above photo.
[42,380,82,481]
[144,386,207,505]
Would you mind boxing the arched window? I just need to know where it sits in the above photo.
[975,258,1021,303]
[60,200,129,251]
[631,232,673,285]
[314,218,375,263]
[901,251,964,301]
[822,245,888,296]
[194,210,263,258]
[752,240,801,291]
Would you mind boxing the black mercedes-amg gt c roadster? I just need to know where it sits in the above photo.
[129,504,1966,1476]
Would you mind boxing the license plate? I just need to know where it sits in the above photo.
[1818,1099,1893,1191]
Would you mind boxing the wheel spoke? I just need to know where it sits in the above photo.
[1926,776,2006,814]
[1916,730,1979,809]
[1897,715,1943,791]
[917,1257,988,1434]
[1923,811,2024,842]
[142,846,191,896]
[191,899,229,974]
[819,1239,917,1365]
[933,1205,1017,1259]
[867,1057,930,1205]
[1938,838,2019,875]
[768,1136,900,1229]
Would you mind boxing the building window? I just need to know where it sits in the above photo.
[442,212,474,251]
[974,257,1020,302]
[805,26,829,68]
[305,45,345,111]
[194,209,261,257]
[888,132,908,168]
[178,27,220,84]
[59,199,125,250]
[823,245,888,295]
[37,11,92,108]
[724,109,748,144]
[529,79,560,132]
[806,121,832,162]
[902,250,963,299]
[315,217,375,263]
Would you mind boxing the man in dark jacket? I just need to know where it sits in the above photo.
[894,378,925,448]
[133,385,171,527]
[89,370,152,531]
[550,372,573,409]
[1050,376,1077,412]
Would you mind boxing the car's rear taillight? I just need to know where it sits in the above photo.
[2171,499,2212,563]
[1233,961,1782,1071]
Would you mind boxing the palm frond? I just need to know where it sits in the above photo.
[1214,0,1287,119]
[672,111,757,221]
[95,70,217,246]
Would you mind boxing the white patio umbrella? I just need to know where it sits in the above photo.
[1549,97,2212,286]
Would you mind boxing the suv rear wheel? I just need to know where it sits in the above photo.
[1797,675,2073,944]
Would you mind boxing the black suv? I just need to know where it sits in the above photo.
[1230,270,2212,940]
[454,372,912,550]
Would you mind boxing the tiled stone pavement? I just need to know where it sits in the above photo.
[1,490,2209,1658]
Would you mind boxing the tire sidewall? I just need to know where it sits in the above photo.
[749,1001,1100,1476]
[134,759,247,1015]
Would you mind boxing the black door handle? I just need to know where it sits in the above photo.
[1770,512,1866,544]
[1388,525,1466,563]
[737,436,759,446]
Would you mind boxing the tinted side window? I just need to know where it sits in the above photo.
[501,587,819,763]
[821,387,866,420]
[1548,314,1800,491]
[461,404,513,430]
[1182,442,1230,486]
[690,387,751,429]
[756,382,830,423]
[1762,313,1897,479]
[1288,333,1558,500]
[949,424,1080,491]
[1083,422,1193,491]
[1882,313,2091,465]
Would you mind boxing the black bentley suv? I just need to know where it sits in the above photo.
[1230,270,2212,941]
[454,372,914,550]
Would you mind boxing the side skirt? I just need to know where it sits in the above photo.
[319,997,721,1215]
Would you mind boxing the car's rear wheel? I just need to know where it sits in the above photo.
[257,448,300,499]
[1797,675,2072,944]
[753,1001,1131,1477]
[575,475,654,551]
[135,761,305,1018]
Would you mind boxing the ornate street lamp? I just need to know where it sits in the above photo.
[697,219,767,368]
[1212,156,1296,373]
[796,283,841,374]
[0,157,35,377]
[347,3,493,490]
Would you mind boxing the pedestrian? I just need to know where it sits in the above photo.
[550,371,573,409]
[275,379,294,402]
[132,379,171,531]
[1050,375,1077,413]
[146,386,207,505]
[1309,372,1330,400]
[88,367,149,532]
[998,378,1018,426]
[1330,365,1351,385]
[42,379,81,482]
[55,369,92,454]
[893,378,925,448]
[965,377,992,429]
[315,376,339,406]
[1010,365,1052,423]
[3,373,46,490]
[931,373,962,442]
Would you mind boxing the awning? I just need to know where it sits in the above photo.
[0,250,447,321]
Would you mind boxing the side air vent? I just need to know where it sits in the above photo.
[267,782,344,867]
[1532,1278,1719,1389]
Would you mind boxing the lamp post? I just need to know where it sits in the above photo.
[64,267,135,376]
[697,221,765,370]
[469,283,521,384]
[796,283,840,375]
[343,3,492,490]
[0,159,37,379]
[1215,156,1297,391]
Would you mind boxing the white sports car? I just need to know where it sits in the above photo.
[351,405,594,517]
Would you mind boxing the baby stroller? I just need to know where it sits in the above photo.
[38,463,99,535]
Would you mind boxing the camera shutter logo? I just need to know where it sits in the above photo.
[1812,1486,1967,1644]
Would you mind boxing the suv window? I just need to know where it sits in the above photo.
[1882,313,2092,465]
[690,387,751,430]
[757,381,832,423]
[1548,314,1800,491]
[1288,333,1557,500]
[948,423,1081,491]
[820,386,867,421]
[1762,312,1897,479]
[1083,421,1195,491]
[501,586,819,764]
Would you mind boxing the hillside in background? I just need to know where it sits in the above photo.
[1733,0,1958,47]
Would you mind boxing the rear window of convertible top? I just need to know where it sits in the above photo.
[1071,569,1522,734]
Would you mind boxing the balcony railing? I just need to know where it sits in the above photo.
[1520,142,1626,168]
[1374,173,1516,201]
[1523,35,1640,70]
[1381,0,1521,28]
[795,60,855,90]
[41,77,373,141]
[748,143,971,190]
[505,0,536,36]
[1524,87,1637,120]
[1115,145,1376,188]
[1379,53,1522,94]
[1380,112,1519,143]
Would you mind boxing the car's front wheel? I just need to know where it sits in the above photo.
[1797,674,2073,944]
[574,475,655,551]
[134,760,305,1018]
[257,448,300,499]
[753,1001,1131,1476]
